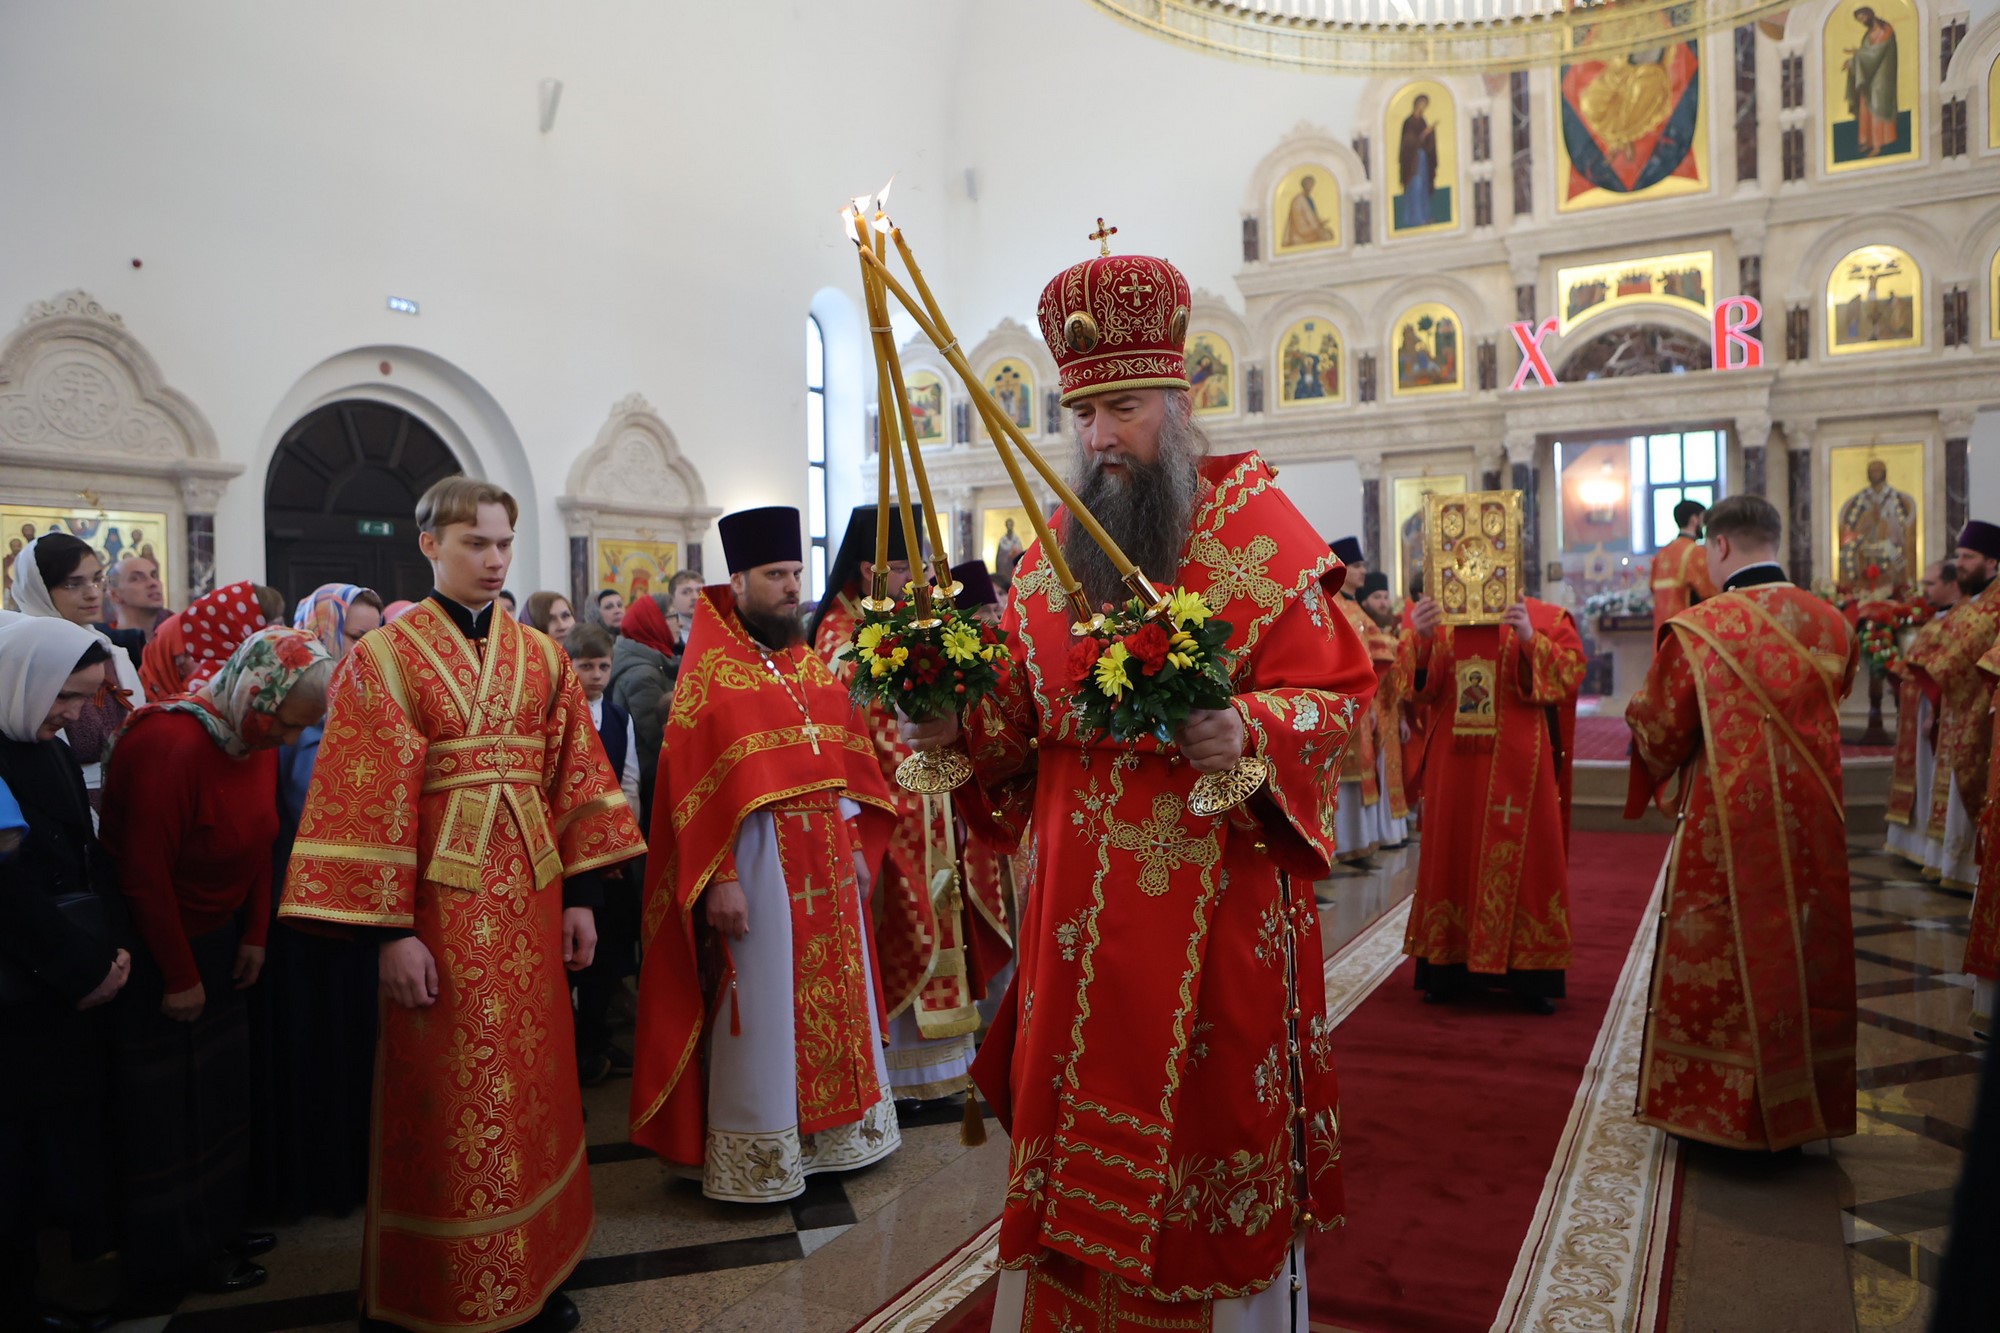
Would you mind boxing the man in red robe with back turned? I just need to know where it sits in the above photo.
[1400,543,1585,1013]
[629,507,903,1199]
[1625,494,1858,1148]
[903,236,1377,1330]
[1650,498,1719,640]
[282,478,646,1333]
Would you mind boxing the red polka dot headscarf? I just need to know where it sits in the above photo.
[178,580,269,687]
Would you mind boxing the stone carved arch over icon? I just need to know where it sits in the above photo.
[1185,332,1235,415]
[1990,245,2000,342]
[905,370,947,445]
[1276,318,1343,407]
[981,359,1035,437]
[1989,50,2000,150]
[1825,0,1919,172]
[1387,80,1457,237]
[1826,243,1922,355]
[1272,165,1341,255]
[1555,6,1708,212]
[1389,302,1464,397]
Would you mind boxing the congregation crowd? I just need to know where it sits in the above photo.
[3,239,1996,1333]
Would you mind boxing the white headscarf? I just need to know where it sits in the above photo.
[9,534,147,705]
[0,615,104,743]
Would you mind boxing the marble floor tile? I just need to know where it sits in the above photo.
[568,1261,792,1333]
[587,1157,796,1258]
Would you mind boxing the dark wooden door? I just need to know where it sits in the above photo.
[264,401,462,608]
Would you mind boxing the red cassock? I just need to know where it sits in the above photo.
[1649,534,1718,638]
[1625,582,1858,1149]
[1969,641,2000,986]
[963,452,1377,1313]
[1400,601,1584,982]
[814,593,985,1040]
[281,603,645,1333]
[628,588,897,1165]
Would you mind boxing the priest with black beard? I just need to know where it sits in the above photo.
[629,506,903,1203]
[901,243,1378,1327]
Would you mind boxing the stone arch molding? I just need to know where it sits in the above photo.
[559,394,720,588]
[0,289,241,604]
[0,289,235,489]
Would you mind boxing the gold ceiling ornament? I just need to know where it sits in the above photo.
[1082,0,1792,75]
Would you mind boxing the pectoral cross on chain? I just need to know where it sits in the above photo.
[1089,217,1118,256]
[801,721,823,754]
[1497,795,1523,827]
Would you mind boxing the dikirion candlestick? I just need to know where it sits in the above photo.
[848,206,1166,628]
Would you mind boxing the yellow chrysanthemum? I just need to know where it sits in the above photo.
[1093,642,1133,699]
[1167,588,1212,630]
[942,623,983,665]
[856,622,888,657]
[1168,651,1197,670]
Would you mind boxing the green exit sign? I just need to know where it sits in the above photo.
[357,519,396,537]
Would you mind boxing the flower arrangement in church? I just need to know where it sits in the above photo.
[1854,596,1933,676]
[848,600,1005,724]
[1068,587,1238,744]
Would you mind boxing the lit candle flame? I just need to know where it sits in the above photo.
[841,207,859,245]
[872,213,893,235]
[876,175,896,216]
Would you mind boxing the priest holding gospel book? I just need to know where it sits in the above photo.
[1625,493,1859,1151]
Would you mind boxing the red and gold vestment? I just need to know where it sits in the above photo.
[1625,582,1858,1150]
[1907,579,2000,837]
[628,589,897,1166]
[813,592,982,1043]
[1373,621,1411,822]
[1649,534,1718,637]
[1400,601,1584,977]
[280,602,644,1333]
[1332,595,1386,804]
[962,452,1377,1309]
[1885,615,1950,833]
[1968,641,2000,984]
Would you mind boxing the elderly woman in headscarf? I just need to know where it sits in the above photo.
[0,617,131,1333]
[247,584,382,1221]
[609,590,682,831]
[135,579,277,703]
[99,627,333,1296]
[11,533,147,811]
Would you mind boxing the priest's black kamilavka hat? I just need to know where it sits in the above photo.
[1330,535,1366,567]
[719,506,802,574]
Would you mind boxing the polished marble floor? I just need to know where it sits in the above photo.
[97,831,1981,1332]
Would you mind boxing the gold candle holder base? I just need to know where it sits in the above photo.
[860,597,898,614]
[896,747,974,795]
[1187,756,1270,818]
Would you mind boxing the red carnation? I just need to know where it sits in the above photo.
[1125,623,1171,676]
[1865,563,1882,581]
[1068,637,1104,684]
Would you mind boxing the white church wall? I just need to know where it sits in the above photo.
[0,1,970,590]
[1270,458,1364,549]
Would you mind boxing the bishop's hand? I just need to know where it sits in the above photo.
[1175,707,1247,773]
[899,711,961,752]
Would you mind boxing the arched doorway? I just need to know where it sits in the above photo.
[264,399,461,606]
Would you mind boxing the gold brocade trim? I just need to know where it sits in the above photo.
[429,734,547,757]
[376,1139,586,1239]
[677,777,882,915]
[554,789,629,836]
[672,727,875,831]
[1669,609,1843,817]
[289,839,418,868]
[355,630,414,718]
[423,765,542,793]
[562,840,645,878]
[277,901,415,928]
[364,1228,592,1333]
[1649,1037,1757,1069]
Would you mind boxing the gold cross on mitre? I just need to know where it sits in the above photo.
[1089,217,1118,257]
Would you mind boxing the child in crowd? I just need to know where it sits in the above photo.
[563,624,643,1086]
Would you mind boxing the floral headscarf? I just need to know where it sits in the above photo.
[139,610,190,699]
[180,580,269,687]
[123,627,330,758]
[294,582,372,656]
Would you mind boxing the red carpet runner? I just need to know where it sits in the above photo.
[1308,829,1672,1333]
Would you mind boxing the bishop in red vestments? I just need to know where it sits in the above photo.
[1905,523,2000,894]
[629,507,904,1200]
[1954,522,2000,1037]
[281,480,644,1333]
[1400,585,1584,1010]
[904,244,1377,1330]
[808,505,981,1100]
[1625,495,1858,1149]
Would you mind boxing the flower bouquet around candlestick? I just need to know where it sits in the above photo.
[1855,596,1932,676]
[1067,587,1269,817]
[848,597,1005,793]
